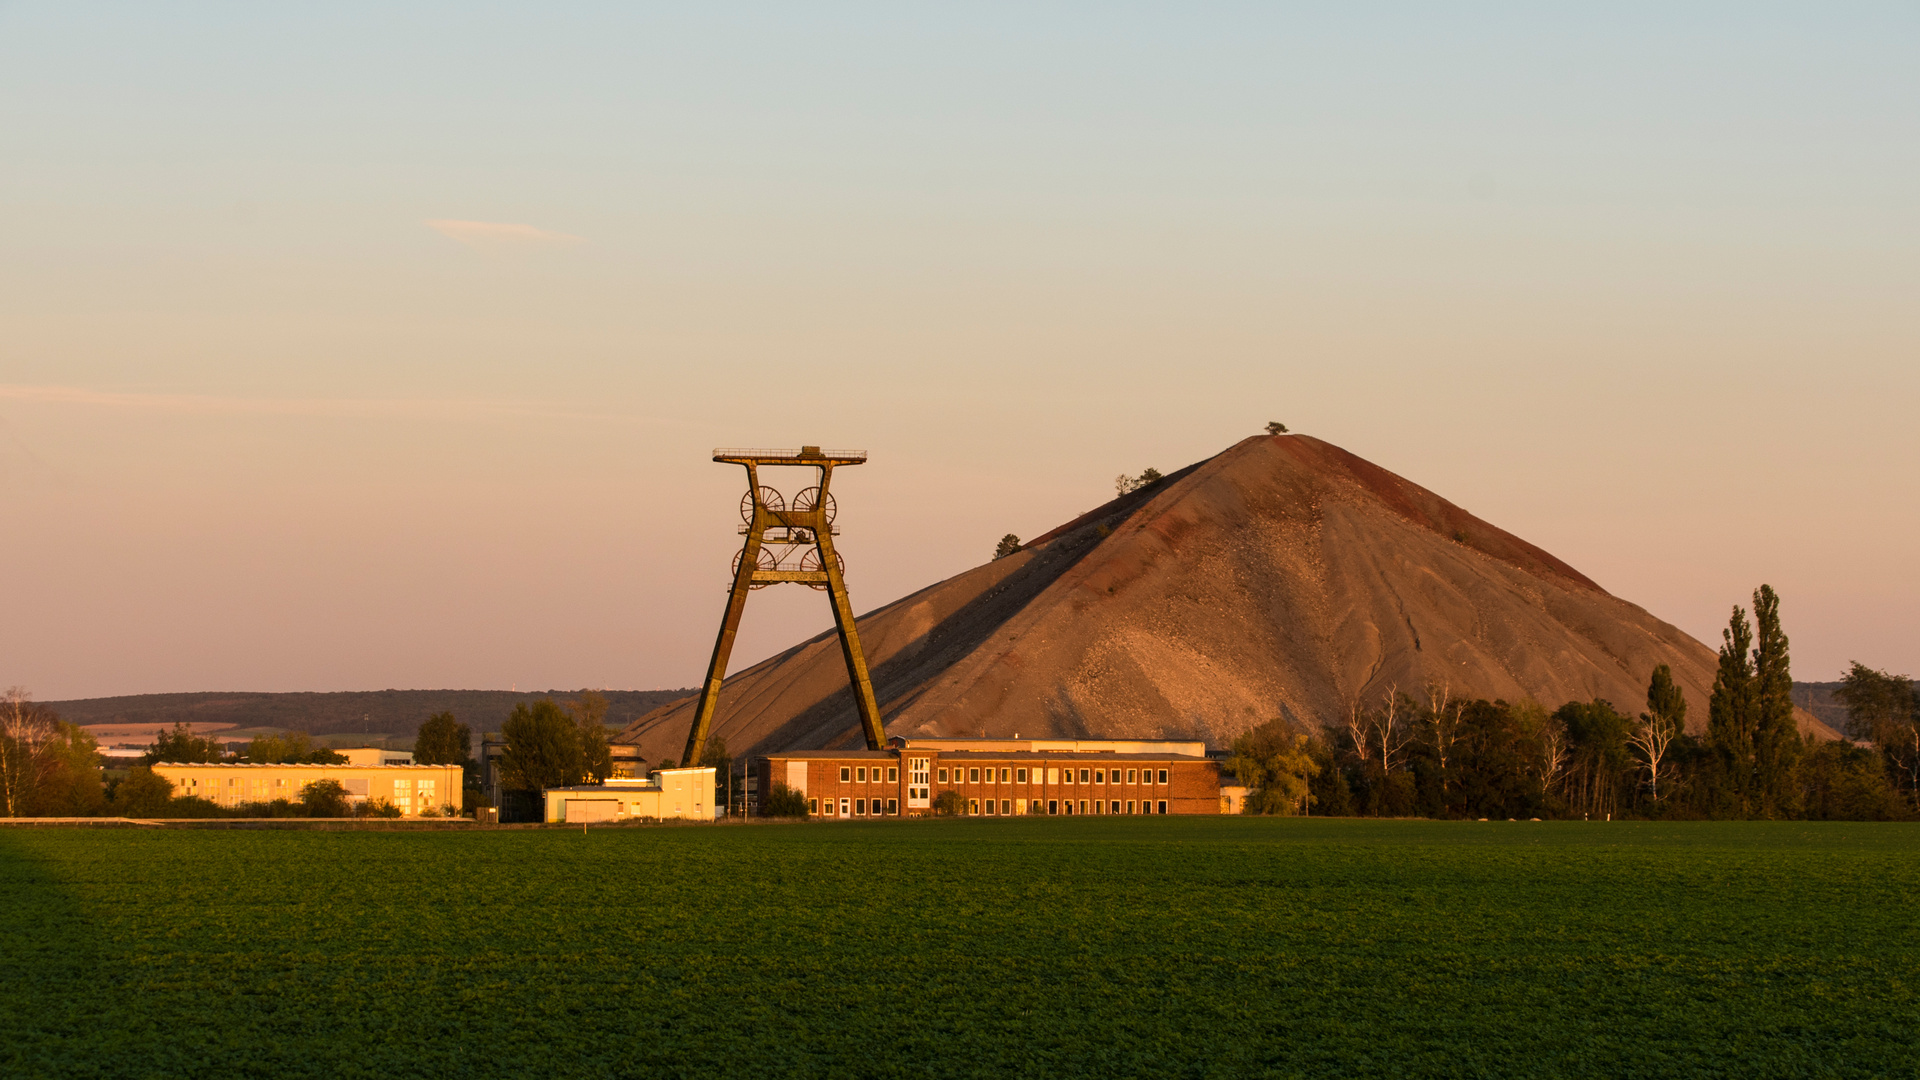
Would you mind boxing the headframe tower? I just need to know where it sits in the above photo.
[681,446,884,767]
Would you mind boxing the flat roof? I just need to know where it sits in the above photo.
[762,750,1208,762]
[150,762,453,769]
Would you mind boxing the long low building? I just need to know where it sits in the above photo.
[151,762,465,816]
[756,737,1221,818]
[541,767,718,823]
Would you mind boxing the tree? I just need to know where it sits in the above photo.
[993,534,1022,560]
[142,722,226,765]
[1114,468,1165,495]
[0,688,62,817]
[243,731,345,765]
[1631,666,1686,803]
[26,723,105,817]
[1751,585,1801,817]
[498,700,588,792]
[761,783,809,818]
[563,691,615,780]
[299,779,352,817]
[695,736,731,787]
[1835,662,1920,812]
[1708,604,1758,816]
[1228,719,1321,815]
[1265,421,1289,435]
[1556,700,1633,818]
[110,767,175,817]
[933,789,967,816]
[414,711,472,767]
[1796,739,1905,821]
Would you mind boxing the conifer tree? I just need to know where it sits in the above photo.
[1750,585,1801,817]
[1708,604,1757,816]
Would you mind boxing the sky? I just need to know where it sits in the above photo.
[2,2,1916,701]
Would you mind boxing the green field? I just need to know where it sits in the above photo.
[3,819,1916,1079]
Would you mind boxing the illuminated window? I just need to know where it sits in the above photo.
[968,799,979,814]
[1078,800,1088,813]
[1127,769,1137,784]
[1128,800,1137,814]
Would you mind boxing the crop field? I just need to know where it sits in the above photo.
[3,818,1917,1079]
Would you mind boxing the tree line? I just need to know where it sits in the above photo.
[1231,585,1919,821]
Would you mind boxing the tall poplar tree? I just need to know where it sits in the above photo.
[1708,604,1757,816]
[1750,585,1801,817]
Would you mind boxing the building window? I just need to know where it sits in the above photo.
[888,767,898,782]
[1016,768,1027,783]
[855,798,866,815]
[1062,769,1073,785]
[1000,800,1011,815]
[1127,769,1137,784]
[1157,769,1168,784]
[1078,800,1088,814]
[1079,769,1090,783]
[969,768,980,783]
[840,767,851,782]
[886,798,898,815]
[839,798,850,815]
[1127,800,1137,814]
[1048,800,1059,815]
[1110,801,1120,814]
[985,800,996,815]
[969,799,980,815]
[1157,800,1168,814]
[937,767,948,783]
[856,767,866,782]
[809,798,819,814]
[1094,770,1104,784]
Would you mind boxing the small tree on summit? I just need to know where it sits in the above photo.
[993,534,1021,560]
[1115,468,1164,495]
[1266,421,1289,435]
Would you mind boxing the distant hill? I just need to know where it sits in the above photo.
[45,688,696,738]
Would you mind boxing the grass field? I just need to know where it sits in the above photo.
[3,818,1917,1079]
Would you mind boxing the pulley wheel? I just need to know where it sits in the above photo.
[791,486,836,523]
[732,546,779,588]
[799,547,845,590]
[740,486,785,522]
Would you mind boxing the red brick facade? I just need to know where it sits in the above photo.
[757,744,1221,818]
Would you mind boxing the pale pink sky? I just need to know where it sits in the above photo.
[2,5,1916,699]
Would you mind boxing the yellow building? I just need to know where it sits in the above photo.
[152,762,465,816]
[542,767,717,823]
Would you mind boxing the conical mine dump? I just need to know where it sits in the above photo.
[617,434,1829,760]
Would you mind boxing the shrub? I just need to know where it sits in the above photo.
[760,783,809,818]
[934,790,967,816]
[299,779,352,818]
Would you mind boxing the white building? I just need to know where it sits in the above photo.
[541,767,717,823]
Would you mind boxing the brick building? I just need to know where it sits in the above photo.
[756,737,1221,818]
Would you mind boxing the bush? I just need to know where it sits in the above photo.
[760,783,808,818]
[299,779,352,818]
[356,798,403,819]
[110,767,176,817]
[934,790,967,816]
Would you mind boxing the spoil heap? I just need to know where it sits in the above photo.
[616,434,1827,759]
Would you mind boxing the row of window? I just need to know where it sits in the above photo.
[826,765,1172,786]
[970,799,1169,816]
[943,767,1168,786]
[811,797,900,816]
[806,796,1171,817]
